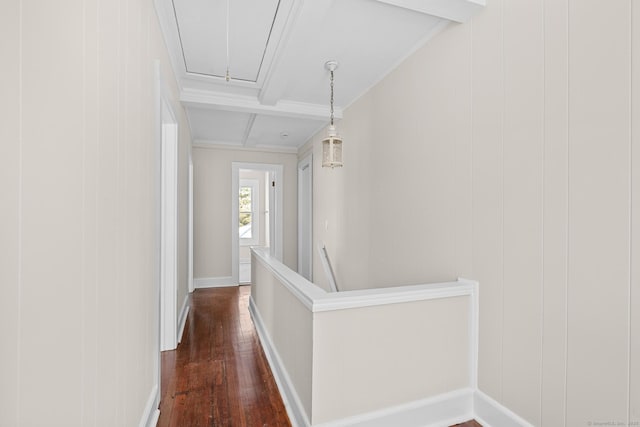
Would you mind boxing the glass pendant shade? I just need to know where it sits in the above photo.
[322,131,343,168]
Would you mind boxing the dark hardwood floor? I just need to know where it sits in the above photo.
[157,285,481,427]
[452,421,483,427]
[157,286,291,427]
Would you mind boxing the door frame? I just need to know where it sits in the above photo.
[160,96,178,352]
[231,162,284,284]
[188,154,194,293]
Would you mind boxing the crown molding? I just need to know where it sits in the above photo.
[153,0,186,92]
[180,88,342,121]
[192,140,298,154]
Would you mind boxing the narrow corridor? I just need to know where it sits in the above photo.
[157,286,291,426]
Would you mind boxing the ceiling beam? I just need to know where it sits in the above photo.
[180,88,342,121]
[192,140,298,154]
[258,0,336,106]
[242,114,258,147]
[374,0,485,23]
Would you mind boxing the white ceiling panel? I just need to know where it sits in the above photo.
[278,0,445,106]
[187,108,253,143]
[246,115,326,149]
[173,0,280,81]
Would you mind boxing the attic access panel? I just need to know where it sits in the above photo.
[172,0,281,82]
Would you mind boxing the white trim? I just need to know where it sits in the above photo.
[152,61,163,427]
[194,276,237,289]
[138,384,160,427]
[315,388,474,427]
[249,297,312,427]
[374,0,485,23]
[473,390,534,427]
[188,156,194,293]
[463,277,480,391]
[252,247,477,313]
[152,0,185,93]
[192,140,298,154]
[177,295,189,344]
[160,88,178,353]
[181,88,343,121]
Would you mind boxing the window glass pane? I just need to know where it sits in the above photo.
[239,186,252,239]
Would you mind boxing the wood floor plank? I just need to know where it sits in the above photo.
[158,286,292,427]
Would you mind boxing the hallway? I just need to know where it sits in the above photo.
[157,286,291,426]
[157,285,483,426]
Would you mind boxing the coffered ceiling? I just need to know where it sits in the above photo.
[154,0,484,152]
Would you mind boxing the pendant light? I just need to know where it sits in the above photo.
[322,60,343,168]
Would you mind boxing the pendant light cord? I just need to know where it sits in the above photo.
[330,70,334,126]
[225,0,230,82]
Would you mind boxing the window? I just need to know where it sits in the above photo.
[239,179,259,245]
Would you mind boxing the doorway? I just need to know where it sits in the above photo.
[231,163,284,285]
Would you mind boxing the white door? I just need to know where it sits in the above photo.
[238,177,260,284]
[231,163,284,285]
[297,155,312,280]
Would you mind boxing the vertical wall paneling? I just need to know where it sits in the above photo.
[631,0,640,423]
[470,0,505,401]
[301,0,640,423]
[541,0,569,425]
[0,0,189,424]
[501,0,545,423]
[20,0,84,423]
[453,24,474,280]
[82,0,99,424]
[0,1,21,425]
[339,93,373,289]
[567,1,631,424]
[96,0,120,423]
[115,0,127,421]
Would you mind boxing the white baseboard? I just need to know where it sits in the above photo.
[177,295,189,344]
[138,383,160,427]
[316,388,474,427]
[194,276,236,289]
[474,390,534,427]
[249,297,312,427]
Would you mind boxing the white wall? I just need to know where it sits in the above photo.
[0,0,191,425]
[304,0,640,425]
[193,146,298,280]
[312,296,470,424]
